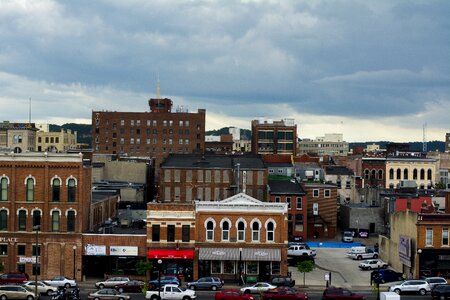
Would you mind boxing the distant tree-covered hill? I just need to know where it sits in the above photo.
[206,127,251,140]
[349,141,445,152]
[49,123,92,146]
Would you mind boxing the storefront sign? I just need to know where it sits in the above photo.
[19,257,36,263]
[110,246,138,256]
[149,249,195,259]
[85,244,106,256]
[0,237,18,243]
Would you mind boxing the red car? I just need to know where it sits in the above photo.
[261,287,308,300]
[215,289,255,300]
[114,280,145,293]
[322,287,365,300]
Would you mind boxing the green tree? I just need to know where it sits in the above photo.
[135,260,153,294]
[297,260,315,287]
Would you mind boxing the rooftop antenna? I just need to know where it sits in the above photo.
[156,75,161,99]
[422,123,427,153]
[29,97,31,123]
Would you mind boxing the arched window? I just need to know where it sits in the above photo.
[51,211,60,232]
[420,184,425,189]
[32,210,41,228]
[396,169,401,180]
[364,169,369,179]
[18,210,27,231]
[389,184,394,189]
[389,169,394,180]
[67,178,76,202]
[0,177,8,201]
[67,210,76,232]
[252,221,260,242]
[403,169,408,180]
[26,178,34,202]
[0,210,7,231]
[52,178,60,202]
[237,221,245,241]
[371,170,376,179]
[206,220,214,241]
[427,169,432,180]
[420,169,425,180]
[413,169,418,180]
[266,221,275,242]
[221,220,230,241]
[378,170,383,180]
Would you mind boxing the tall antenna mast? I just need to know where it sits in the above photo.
[422,123,427,153]
[29,97,31,123]
[156,76,161,99]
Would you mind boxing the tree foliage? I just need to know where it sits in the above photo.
[297,259,315,287]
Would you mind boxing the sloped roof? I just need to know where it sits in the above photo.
[325,166,354,176]
[268,180,306,195]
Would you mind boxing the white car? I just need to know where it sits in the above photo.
[389,280,431,295]
[146,284,196,300]
[240,282,277,294]
[95,277,130,289]
[358,259,388,270]
[22,281,58,295]
[44,276,77,288]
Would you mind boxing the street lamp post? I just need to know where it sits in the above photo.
[33,225,40,299]
[157,259,162,299]
[417,249,422,278]
[73,246,77,280]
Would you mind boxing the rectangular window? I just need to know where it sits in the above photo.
[182,225,190,242]
[274,196,280,203]
[286,197,291,209]
[443,228,449,246]
[17,245,26,256]
[32,245,41,256]
[223,261,235,274]
[313,189,319,198]
[296,197,302,210]
[246,262,258,275]
[324,189,331,198]
[346,181,351,189]
[426,228,433,246]
[0,244,7,255]
[211,261,221,274]
[152,225,160,242]
[167,225,175,242]
[271,262,281,275]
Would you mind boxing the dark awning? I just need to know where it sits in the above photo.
[199,248,240,260]
[242,248,281,261]
[148,249,194,259]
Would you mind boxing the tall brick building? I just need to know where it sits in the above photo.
[159,154,268,202]
[251,118,297,156]
[0,152,91,280]
[91,96,206,168]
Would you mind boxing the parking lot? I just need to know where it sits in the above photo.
[288,247,399,290]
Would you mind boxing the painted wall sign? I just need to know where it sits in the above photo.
[85,244,106,256]
[110,246,138,256]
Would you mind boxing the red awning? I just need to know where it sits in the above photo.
[148,249,194,260]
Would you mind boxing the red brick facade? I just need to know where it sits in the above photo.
[0,153,91,280]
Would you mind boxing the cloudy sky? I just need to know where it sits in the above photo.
[0,0,449,142]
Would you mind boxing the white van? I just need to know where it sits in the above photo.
[347,246,366,254]
[342,231,354,242]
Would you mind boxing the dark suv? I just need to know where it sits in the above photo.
[0,273,29,284]
[371,269,404,284]
[431,284,450,299]
[270,276,295,287]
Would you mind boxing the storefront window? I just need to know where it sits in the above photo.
[223,261,235,274]
[271,262,281,275]
[211,261,221,274]
[246,261,258,275]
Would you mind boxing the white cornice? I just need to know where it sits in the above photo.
[196,193,287,213]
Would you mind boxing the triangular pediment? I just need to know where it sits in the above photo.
[219,192,264,205]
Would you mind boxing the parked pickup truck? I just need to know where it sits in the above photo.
[145,284,197,300]
[287,244,316,257]
[347,247,378,260]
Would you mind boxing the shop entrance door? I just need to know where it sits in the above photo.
[259,261,270,282]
